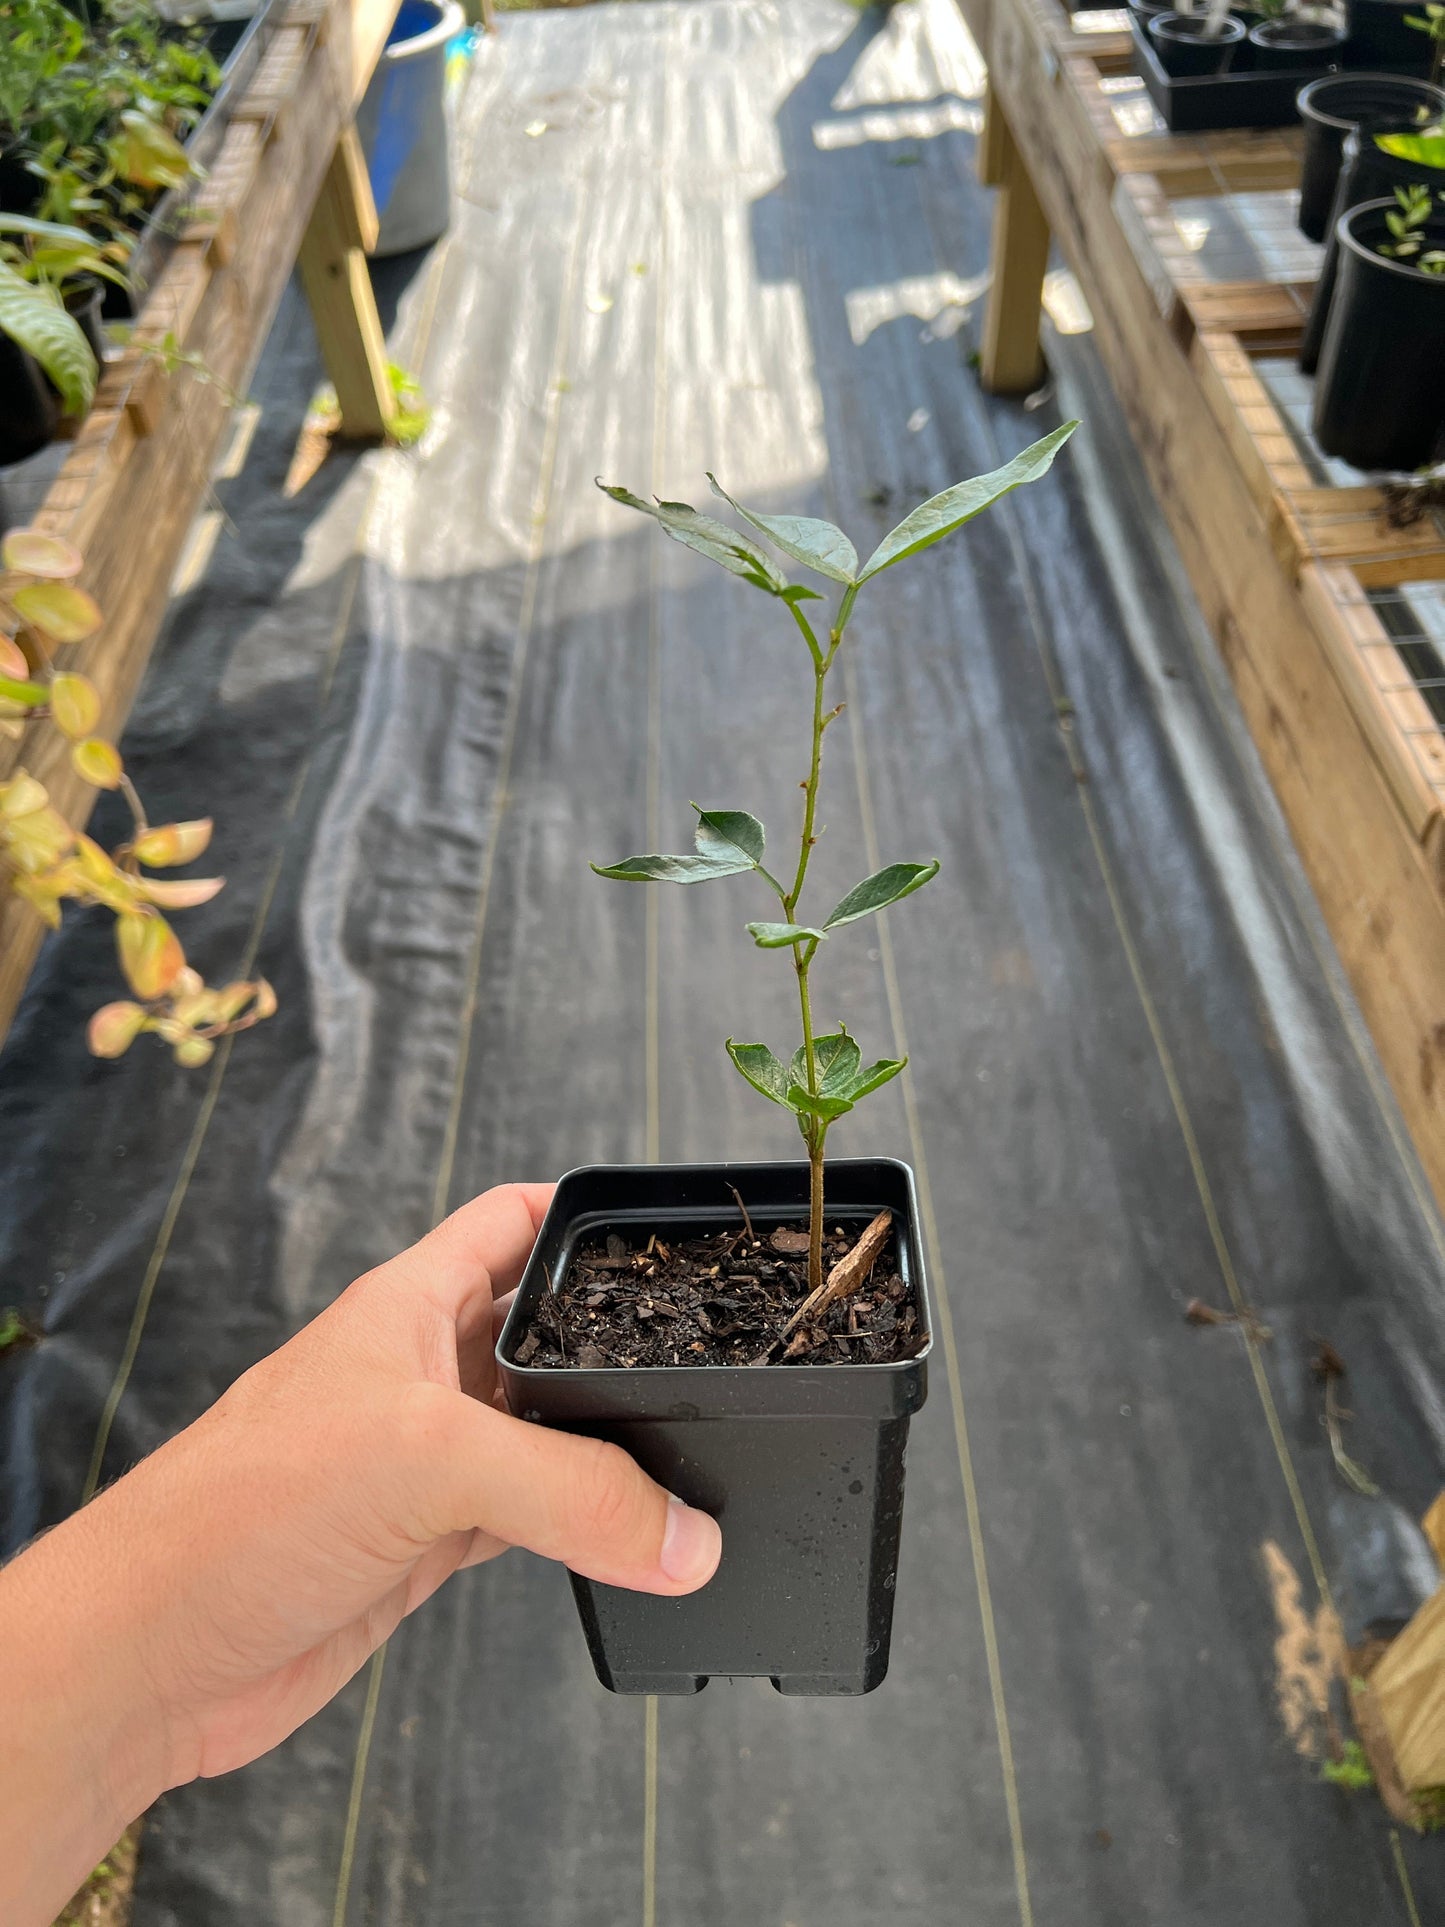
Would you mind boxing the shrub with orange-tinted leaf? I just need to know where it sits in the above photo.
[0,529,277,1064]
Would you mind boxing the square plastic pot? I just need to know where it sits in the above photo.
[496,1157,932,1696]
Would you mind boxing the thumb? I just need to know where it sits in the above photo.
[403,1385,722,1596]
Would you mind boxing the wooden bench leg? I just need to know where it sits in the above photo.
[979,84,1050,396]
[977,77,1009,188]
[298,127,397,440]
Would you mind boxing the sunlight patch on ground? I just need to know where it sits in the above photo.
[845,267,993,345]
[813,96,982,149]
[831,0,986,107]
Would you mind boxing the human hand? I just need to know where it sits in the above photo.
[1,1184,721,1924]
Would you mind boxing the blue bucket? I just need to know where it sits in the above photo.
[357,0,465,256]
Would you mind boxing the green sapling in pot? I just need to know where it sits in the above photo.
[593,419,1078,1308]
[1377,178,1445,268]
[495,422,1081,1695]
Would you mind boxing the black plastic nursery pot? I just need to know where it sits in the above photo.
[0,281,104,468]
[1346,0,1436,69]
[0,334,60,467]
[1300,123,1445,368]
[496,1158,932,1697]
[1148,11,1247,74]
[1296,72,1445,240]
[1248,17,1346,69]
[1313,196,1445,469]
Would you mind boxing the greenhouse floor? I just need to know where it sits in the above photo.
[4,0,1445,1921]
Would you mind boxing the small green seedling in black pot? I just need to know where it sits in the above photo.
[1379,180,1445,270]
[593,420,1078,1301]
[496,422,1080,1698]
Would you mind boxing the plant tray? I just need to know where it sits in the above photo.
[1129,18,1418,132]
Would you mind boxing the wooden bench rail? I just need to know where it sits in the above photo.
[0,0,401,1043]
[960,0,1445,1210]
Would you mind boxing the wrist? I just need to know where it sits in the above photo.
[1,1486,185,1918]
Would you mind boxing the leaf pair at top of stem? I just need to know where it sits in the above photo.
[592,420,1080,1290]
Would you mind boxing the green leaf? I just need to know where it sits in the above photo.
[845,1056,907,1102]
[856,423,1079,582]
[12,580,102,642]
[706,475,859,583]
[747,921,826,948]
[693,805,764,866]
[596,482,789,595]
[107,109,192,190]
[785,1081,855,1121]
[0,674,49,708]
[790,1028,862,1097]
[1374,131,1445,170]
[726,1039,791,1105]
[593,804,765,885]
[0,213,95,247]
[825,859,939,929]
[781,585,824,605]
[0,261,95,415]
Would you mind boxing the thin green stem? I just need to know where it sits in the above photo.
[784,651,831,917]
[786,591,857,1293]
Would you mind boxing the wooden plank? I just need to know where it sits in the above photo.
[1181,277,1310,345]
[1300,565,1445,844]
[0,0,362,1040]
[1374,1586,1445,1791]
[978,76,1009,187]
[1283,490,1445,587]
[348,0,402,105]
[971,0,1445,1205]
[1189,330,1312,532]
[297,131,395,437]
[332,121,380,253]
[980,92,1051,394]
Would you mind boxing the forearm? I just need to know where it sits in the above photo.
[1,1485,178,1926]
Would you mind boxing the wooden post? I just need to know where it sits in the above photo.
[977,78,1009,189]
[979,92,1050,396]
[297,125,396,440]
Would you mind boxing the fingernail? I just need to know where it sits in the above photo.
[659,1495,721,1587]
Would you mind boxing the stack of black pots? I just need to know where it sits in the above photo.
[1298,76,1445,470]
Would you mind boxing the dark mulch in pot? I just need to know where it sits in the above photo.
[514,1221,922,1369]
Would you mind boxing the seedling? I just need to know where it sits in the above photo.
[1406,0,1445,86]
[595,423,1078,1296]
[1379,180,1445,273]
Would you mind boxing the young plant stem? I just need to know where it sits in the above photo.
[783,599,851,1295]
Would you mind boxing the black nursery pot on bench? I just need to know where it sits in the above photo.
[1296,73,1445,243]
[1313,196,1445,470]
[496,1157,931,1697]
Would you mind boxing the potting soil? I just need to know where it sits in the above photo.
[3,0,1445,1920]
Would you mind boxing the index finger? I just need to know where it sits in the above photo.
[398,1183,555,1327]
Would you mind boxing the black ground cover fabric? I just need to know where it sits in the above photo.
[2,2,1444,1920]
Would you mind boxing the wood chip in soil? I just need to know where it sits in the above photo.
[519,1222,921,1369]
